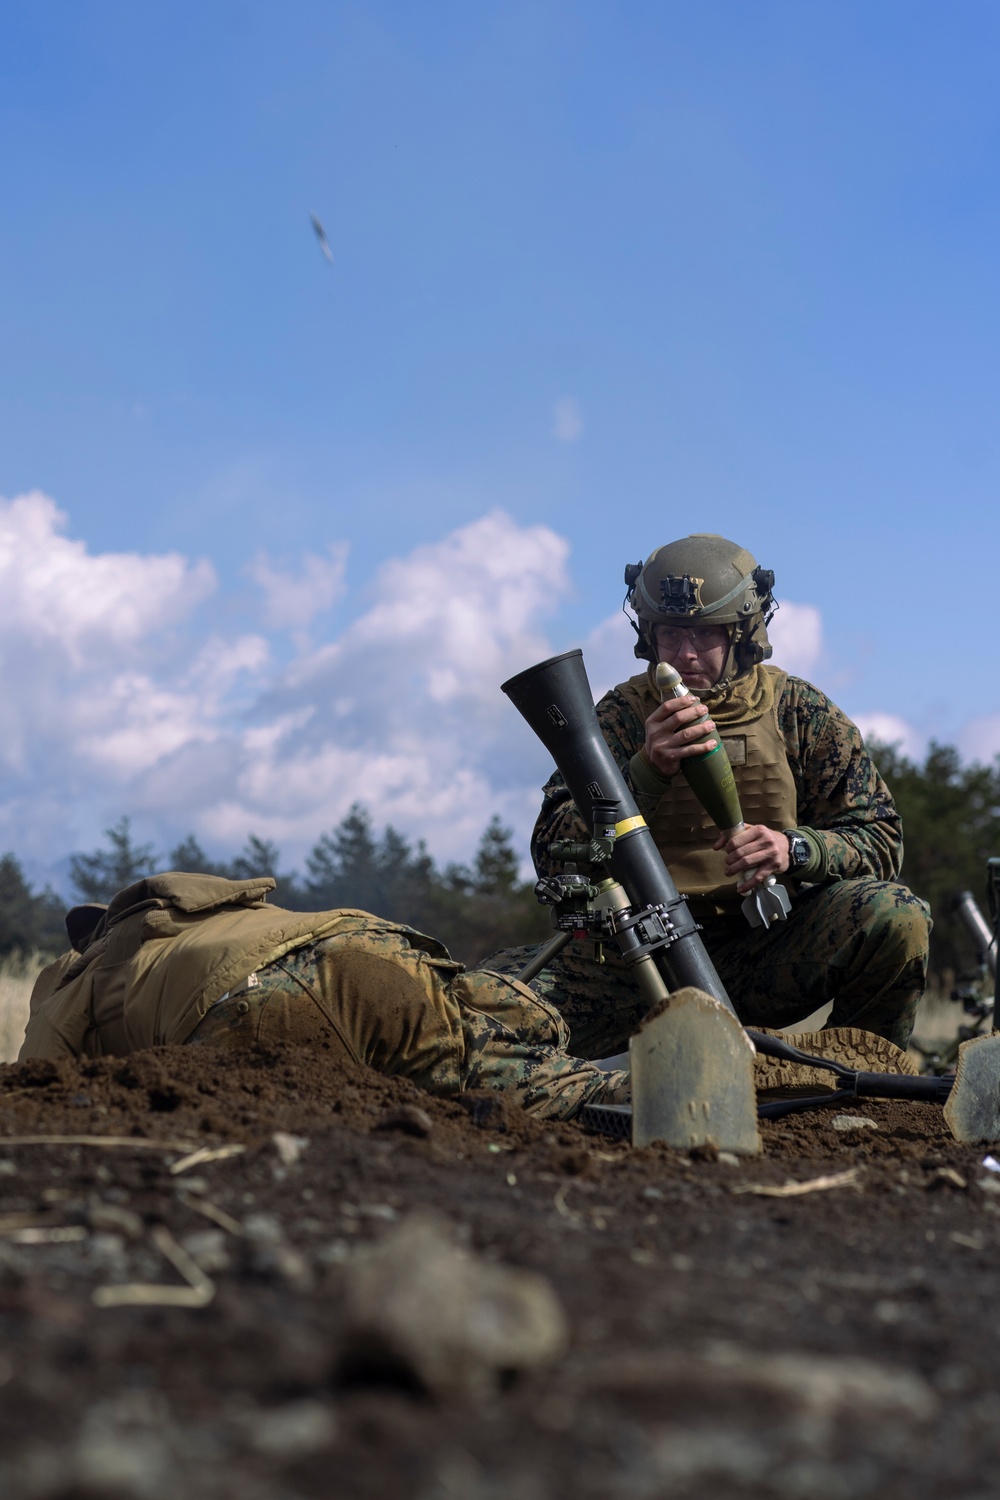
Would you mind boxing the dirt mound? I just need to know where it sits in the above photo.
[1,1043,999,1497]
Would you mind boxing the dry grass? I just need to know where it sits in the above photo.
[0,952,47,1063]
[787,992,982,1054]
[911,991,966,1047]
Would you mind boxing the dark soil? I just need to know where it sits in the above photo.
[1,1041,999,1499]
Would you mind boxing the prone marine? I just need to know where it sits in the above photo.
[18,872,629,1121]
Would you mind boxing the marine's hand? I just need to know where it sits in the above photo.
[644,695,717,779]
[713,824,789,890]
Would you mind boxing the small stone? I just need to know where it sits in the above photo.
[174,1176,208,1196]
[86,1232,128,1273]
[74,1393,174,1495]
[260,1243,313,1289]
[340,1213,567,1401]
[833,1114,878,1132]
[374,1105,433,1138]
[315,1239,351,1269]
[717,1152,740,1168]
[243,1213,284,1244]
[272,1132,309,1167]
[180,1229,231,1274]
[251,1399,337,1456]
[75,1429,173,1495]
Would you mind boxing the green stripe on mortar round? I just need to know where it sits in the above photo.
[681,737,743,831]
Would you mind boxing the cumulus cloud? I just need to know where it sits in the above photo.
[25,493,988,891]
[956,716,1000,765]
[225,511,570,859]
[767,599,823,680]
[247,542,348,631]
[0,497,569,875]
[580,610,640,700]
[0,491,253,858]
[0,490,214,660]
[852,713,927,760]
[552,396,583,443]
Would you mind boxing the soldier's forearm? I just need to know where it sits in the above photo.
[803,824,903,882]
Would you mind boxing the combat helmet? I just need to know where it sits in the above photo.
[623,534,776,682]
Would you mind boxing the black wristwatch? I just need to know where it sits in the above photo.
[784,830,811,874]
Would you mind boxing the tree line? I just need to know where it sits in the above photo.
[2,741,1000,986]
[866,740,1000,987]
[0,808,549,967]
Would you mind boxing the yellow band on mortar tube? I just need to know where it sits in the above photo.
[614,815,647,836]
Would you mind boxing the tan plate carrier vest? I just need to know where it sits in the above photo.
[615,667,799,914]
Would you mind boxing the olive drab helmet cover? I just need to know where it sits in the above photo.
[623,534,777,682]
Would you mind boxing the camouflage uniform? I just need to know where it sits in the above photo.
[21,872,628,1122]
[483,675,928,1053]
[187,919,629,1120]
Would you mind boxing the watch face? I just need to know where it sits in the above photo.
[788,834,809,869]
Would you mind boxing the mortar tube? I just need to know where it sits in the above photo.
[501,651,735,1016]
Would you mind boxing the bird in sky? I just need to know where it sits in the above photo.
[310,213,334,264]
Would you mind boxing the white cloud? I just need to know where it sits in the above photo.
[229,511,570,859]
[767,599,823,680]
[0,497,569,878]
[552,396,583,443]
[580,610,641,700]
[24,493,999,895]
[957,716,1000,765]
[247,542,348,631]
[0,490,214,660]
[853,713,927,760]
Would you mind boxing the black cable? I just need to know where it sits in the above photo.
[747,1028,953,1104]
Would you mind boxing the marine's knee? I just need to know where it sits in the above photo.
[858,882,930,966]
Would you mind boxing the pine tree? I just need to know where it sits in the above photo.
[870,739,1000,985]
[0,854,66,956]
[168,835,226,875]
[69,818,158,904]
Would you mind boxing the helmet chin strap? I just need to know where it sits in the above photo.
[715,624,739,690]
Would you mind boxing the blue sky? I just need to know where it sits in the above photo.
[1,1,999,879]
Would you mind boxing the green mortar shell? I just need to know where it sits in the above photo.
[681,738,744,831]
